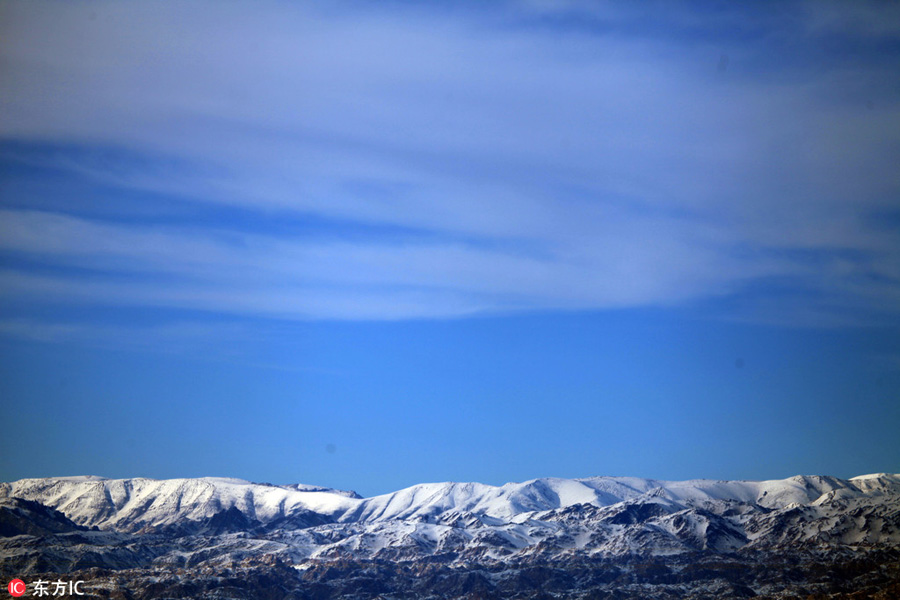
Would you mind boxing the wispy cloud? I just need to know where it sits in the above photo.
[0,207,779,319]
[0,1,898,327]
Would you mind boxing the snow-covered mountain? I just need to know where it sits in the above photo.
[2,473,899,557]
[2,473,899,598]
[0,476,358,532]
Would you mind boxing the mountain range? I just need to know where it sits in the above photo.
[2,473,899,599]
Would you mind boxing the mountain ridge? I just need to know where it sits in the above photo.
[2,472,898,537]
[3,472,899,598]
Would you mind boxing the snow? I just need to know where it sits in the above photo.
[0,476,362,531]
[3,471,898,563]
[1,473,898,572]
[850,473,892,480]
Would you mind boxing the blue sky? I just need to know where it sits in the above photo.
[1,0,899,496]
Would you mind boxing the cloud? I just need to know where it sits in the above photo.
[0,318,86,344]
[0,1,898,325]
[0,208,782,319]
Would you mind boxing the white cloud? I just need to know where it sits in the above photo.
[0,208,786,319]
[0,1,898,324]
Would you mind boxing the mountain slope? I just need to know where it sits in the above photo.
[6,473,897,533]
[0,476,359,533]
[2,473,898,561]
[2,473,899,598]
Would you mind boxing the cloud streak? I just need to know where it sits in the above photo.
[0,0,899,327]
[0,208,779,319]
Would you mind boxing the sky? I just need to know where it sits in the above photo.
[0,0,899,497]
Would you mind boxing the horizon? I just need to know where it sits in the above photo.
[1,1,899,499]
[3,473,900,492]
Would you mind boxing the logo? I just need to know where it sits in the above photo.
[7,579,86,597]
[8,580,26,597]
